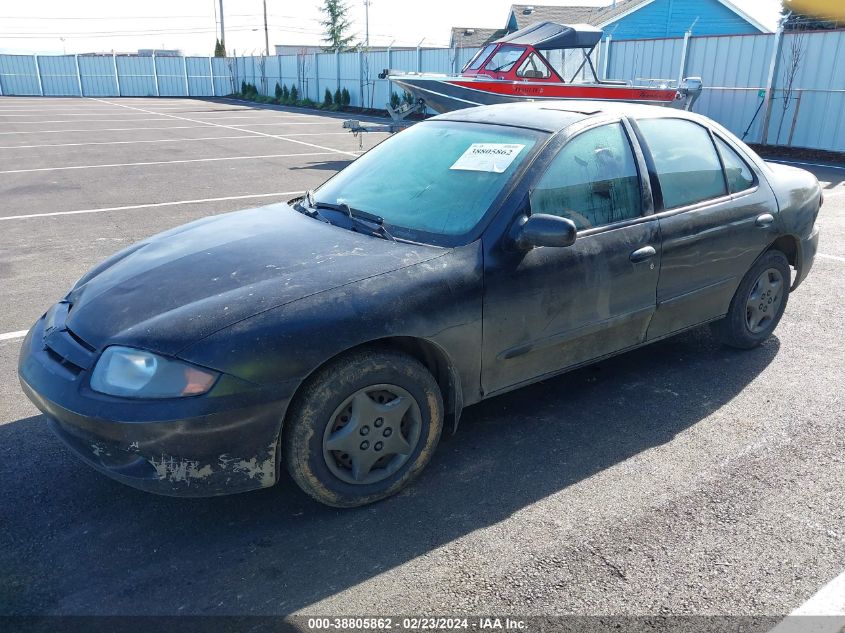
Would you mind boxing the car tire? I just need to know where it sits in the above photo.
[283,348,444,508]
[712,249,790,350]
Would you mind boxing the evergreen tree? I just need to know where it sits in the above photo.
[324,88,334,106]
[214,39,227,57]
[319,0,355,51]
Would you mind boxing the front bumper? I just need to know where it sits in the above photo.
[18,311,293,497]
[793,223,821,290]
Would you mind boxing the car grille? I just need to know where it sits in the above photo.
[41,302,96,377]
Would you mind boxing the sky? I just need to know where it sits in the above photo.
[0,0,784,56]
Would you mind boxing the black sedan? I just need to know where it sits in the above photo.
[19,101,822,507]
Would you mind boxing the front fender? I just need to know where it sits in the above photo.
[177,242,484,433]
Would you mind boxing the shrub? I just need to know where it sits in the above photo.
[324,88,333,107]
[402,90,415,106]
[241,80,248,96]
[290,85,299,102]
[275,82,283,99]
[282,85,290,103]
[334,88,342,107]
[302,97,316,108]
[390,91,401,109]
[341,87,351,106]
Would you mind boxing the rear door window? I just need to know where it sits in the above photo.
[637,118,728,210]
[530,122,643,231]
[715,136,756,194]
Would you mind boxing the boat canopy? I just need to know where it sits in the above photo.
[495,21,603,50]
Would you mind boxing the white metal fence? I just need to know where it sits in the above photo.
[1,29,844,152]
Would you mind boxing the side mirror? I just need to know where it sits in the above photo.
[511,214,577,251]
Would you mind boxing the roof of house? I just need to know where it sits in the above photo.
[509,1,647,31]
[450,27,509,48]
[509,1,769,33]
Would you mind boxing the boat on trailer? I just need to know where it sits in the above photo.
[382,21,703,114]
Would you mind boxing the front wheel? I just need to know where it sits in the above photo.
[283,349,443,507]
[712,250,790,349]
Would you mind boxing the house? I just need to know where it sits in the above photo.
[449,27,509,49]
[453,0,770,47]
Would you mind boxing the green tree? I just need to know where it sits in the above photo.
[275,82,283,100]
[290,85,300,102]
[319,0,355,51]
[214,38,227,57]
[334,88,342,106]
[324,88,334,106]
[341,87,351,106]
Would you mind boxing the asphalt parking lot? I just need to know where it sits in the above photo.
[1,97,844,622]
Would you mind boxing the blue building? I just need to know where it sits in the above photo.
[508,1,770,39]
[452,1,770,48]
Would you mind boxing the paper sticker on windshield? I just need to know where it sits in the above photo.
[450,143,525,174]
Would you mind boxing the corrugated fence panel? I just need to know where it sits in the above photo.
[155,56,186,96]
[186,57,213,96]
[116,56,155,96]
[37,56,79,96]
[279,55,299,93]
[338,52,361,107]
[211,57,234,95]
[1,35,844,151]
[0,55,41,95]
[78,56,118,96]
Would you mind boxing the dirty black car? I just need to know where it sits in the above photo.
[19,101,822,507]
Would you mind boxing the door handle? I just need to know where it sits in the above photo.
[630,245,657,263]
[756,213,775,227]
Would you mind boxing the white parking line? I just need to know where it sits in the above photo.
[0,125,213,136]
[0,135,261,149]
[0,151,336,175]
[92,98,359,158]
[770,159,845,172]
[6,117,211,124]
[819,253,845,263]
[768,570,845,632]
[0,330,28,342]
[0,190,302,221]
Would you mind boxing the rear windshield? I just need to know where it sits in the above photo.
[315,121,546,245]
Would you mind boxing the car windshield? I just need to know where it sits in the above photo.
[314,121,543,245]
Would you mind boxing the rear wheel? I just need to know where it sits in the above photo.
[712,250,790,349]
[283,349,443,507]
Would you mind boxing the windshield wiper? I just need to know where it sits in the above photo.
[294,189,331,223]
[312,200,397,242]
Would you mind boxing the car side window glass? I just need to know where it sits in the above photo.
[530,123,643,231]
[715,136,755,194]
[637,118,727,209]
[516,53,551,79]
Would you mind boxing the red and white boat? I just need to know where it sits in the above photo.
[384,22,702,114]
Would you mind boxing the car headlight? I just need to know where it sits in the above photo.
[90,346,218,399]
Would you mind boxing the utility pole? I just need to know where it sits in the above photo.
[364,0,370,48]
[218,0,226,49]
[263,0,270,56]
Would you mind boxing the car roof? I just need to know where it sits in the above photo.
[433,100,699,133]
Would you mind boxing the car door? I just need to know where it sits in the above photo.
[632,117,781,340]
[481,120,661,396]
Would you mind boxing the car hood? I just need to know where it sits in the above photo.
[63,203,444,355]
